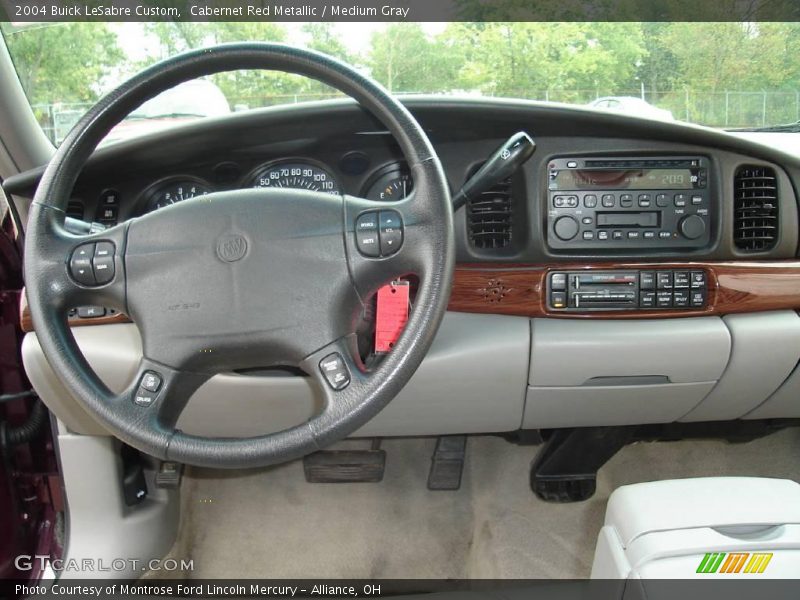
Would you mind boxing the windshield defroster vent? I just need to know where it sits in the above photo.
[467,177,513,250]
[733,165,779,252]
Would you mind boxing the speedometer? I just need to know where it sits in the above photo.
[249,160,340,195]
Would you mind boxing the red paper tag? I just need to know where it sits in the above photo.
[375,281,410,353]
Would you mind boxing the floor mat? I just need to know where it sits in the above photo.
[172,428,800,579]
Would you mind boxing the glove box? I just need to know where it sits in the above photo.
[522,317,731,429]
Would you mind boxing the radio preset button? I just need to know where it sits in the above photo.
[583,194,597,208]
[674,194,687,207]
[620,194,633,208]
[638,194,652,207]
[601,194,615,207]
[656,194,669,207]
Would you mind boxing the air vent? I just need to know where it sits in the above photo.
[467,177,513,250]
[65,200,85,221]
[734,165,779,252]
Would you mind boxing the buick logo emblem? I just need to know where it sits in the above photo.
[216,234,248,262]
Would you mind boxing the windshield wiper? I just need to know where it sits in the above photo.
[125,112,207,120]
[729,120,800,133]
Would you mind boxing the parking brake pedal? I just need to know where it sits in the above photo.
[427,436,467,490]
[303,439,385,483]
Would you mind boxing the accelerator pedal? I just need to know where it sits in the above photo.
[427,435,467,490]
[303,439,385,483]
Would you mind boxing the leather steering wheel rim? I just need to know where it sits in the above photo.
[24,43,454,468]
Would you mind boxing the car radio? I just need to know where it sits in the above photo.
[547,156,711,251]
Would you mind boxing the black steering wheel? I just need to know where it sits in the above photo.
[24,44,454,468]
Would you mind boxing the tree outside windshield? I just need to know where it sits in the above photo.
[3,21,800,144]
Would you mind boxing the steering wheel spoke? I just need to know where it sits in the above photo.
[27,203,128,319]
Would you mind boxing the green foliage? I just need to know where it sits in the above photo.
[3,23,123,106]
[4,21,800,130]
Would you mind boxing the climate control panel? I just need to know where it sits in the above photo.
[547,269,708,312]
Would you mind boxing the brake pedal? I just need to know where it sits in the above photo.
[427,435,466,490]
[303,440,385,483]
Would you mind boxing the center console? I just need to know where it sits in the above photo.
[547,156,711,251]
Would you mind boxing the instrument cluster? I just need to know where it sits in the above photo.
[141,158,413,214]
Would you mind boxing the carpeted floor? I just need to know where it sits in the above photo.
[168,428,800,579]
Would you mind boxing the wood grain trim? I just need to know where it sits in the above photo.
[19,260,800,332]
[19,293,131,333]
[449,260,800,319]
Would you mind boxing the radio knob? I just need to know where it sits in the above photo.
[554,216,580,241]
[679,214,706,240]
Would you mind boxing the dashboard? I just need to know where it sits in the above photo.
[10,96,800,440]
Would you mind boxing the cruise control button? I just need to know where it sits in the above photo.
[134,389,156,407]
[356,230,380,257]
[140,371,162,393]
[319,353,351,391]
[69,243,96,286]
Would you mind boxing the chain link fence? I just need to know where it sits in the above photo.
[34,89,800,144]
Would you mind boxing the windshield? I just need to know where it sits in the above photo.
[3,21,800,145]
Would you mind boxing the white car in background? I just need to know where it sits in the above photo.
[588,96,675,121]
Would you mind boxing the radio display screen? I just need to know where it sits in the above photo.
[551,168,696,190]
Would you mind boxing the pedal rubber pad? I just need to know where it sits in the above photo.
[427,436,467,491]
[303,449,386,483]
